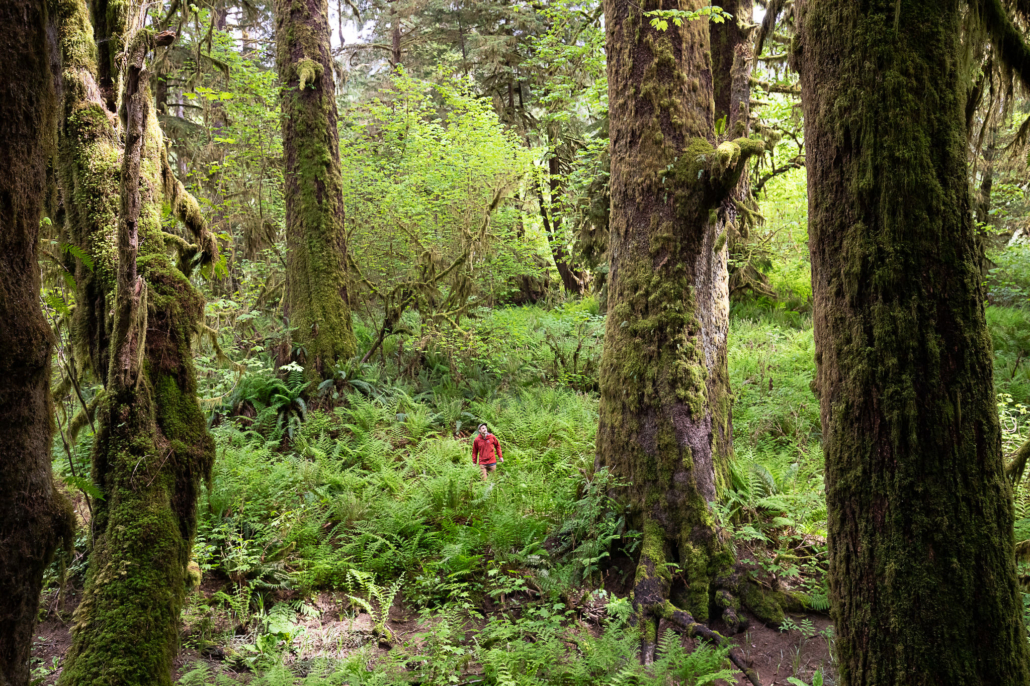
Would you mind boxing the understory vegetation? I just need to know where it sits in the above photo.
[40,156,1030,685]
[22,0,1030,682]
[41,170,842,684]
[49,299,836,685]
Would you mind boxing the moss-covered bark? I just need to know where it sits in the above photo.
[795,1,1030,683]
[52,7,216,684]
[596,0,767,657]
[53,0,121,378]
[0,2,76,683]
[274,0,357,377]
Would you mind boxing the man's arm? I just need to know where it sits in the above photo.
[493,435,502,461]
[472,438,480,464]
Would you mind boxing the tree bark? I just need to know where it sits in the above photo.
[711,0,753,138]
[0,1,75,683]
[796,1,1030,682]
[595,0,766,658]
[275,0,358,377]
[54,8,217,683]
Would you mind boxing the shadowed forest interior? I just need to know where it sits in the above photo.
[7,1,1030,685]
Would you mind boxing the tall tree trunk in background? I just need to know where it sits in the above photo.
[274,0,357,377]
[54,4,218,682]
[796,1,1030,682]
[390,0,403,69]
[977,124,998,226]
[707,0,752,458]
[712,0,770,300]
[545,151,585,295]
[711,0,752,138]
[0,1,75,682]
[595,0,768,663]
[536,151,585,295]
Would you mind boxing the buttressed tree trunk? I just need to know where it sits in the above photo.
[275,0,357,377]
[796,0,1030,682]
[595,0,769,671]
[53,3,217,683]
[0,1,75,683]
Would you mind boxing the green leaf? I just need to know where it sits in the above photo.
[64,475,104,501]
[61,243,94,272]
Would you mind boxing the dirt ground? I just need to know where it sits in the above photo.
[723,613,833,686]
[30,584,833,685]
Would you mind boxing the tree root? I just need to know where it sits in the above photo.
[631,522,766,684]
[664,603,763,686]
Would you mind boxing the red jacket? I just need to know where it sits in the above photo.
[472,433,502,465]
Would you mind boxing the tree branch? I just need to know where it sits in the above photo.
[983,0,1030,92]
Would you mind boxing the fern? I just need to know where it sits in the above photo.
[346,569,403,641]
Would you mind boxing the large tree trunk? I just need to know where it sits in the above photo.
[0,1,75,683]
[711,0,752,138]
[796,1,1030,683]
[55,9,217,683]
[595,0,766,663]
[274,0,357,377]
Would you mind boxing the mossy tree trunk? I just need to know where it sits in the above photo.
[274,0,357,377]
[595,0,766,669]
[796,1,1030,683]
[53,0,121,379]
[711,0,752,139]
[52,4,217,683]
[0,1,75,683]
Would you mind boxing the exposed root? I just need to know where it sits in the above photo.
[665,603,763,686]
[631,522,767,684]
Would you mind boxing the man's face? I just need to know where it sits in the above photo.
[479,425,488,436]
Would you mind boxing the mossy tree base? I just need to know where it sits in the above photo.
[598,0,771,666]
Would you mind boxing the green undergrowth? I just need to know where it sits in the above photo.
[725,305,829,610]
[162,300,839,684]
[988,305,1030,407]
[199,385,604,599]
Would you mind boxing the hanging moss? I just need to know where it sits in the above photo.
[56,14,215,686]
[54,0,122,378]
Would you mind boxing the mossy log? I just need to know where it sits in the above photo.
[796,0,1030,682]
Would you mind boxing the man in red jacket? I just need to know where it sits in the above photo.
[472,423,503,480]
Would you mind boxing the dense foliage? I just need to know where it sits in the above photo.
[15,0,1030,685]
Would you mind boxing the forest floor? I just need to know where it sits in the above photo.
[31,586,832,686]
[31,302,854,685]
